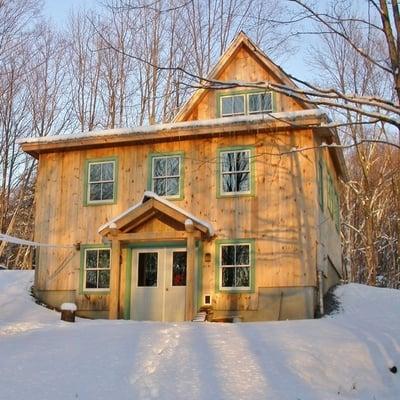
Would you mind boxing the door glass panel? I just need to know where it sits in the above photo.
[172,251,187,286]
[138,252,158,287]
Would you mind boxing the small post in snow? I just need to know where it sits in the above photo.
[60,303,77,322]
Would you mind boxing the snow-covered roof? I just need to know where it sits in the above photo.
[98,191,214,237]
[18,110,327,146]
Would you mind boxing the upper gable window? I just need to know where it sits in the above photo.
[248,93,273,113]
[86,159,117,205]
[219,91,273,117]
[221,94,245,117]
[151,154,182,198]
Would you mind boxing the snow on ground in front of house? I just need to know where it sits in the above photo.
[0,271,399,400]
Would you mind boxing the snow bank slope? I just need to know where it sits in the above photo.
[0,272,399,400]
[0,270,58,325]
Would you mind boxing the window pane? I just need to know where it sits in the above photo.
[221,245,235,265]
[222,267,235,287]
[248,94,260,113]
[236,151,249,171]
[221,152,235,172]
[222,174,235,193]
[221,96,232,116]
[235,267,249,287]
[237,172,250,192]
[233,96,245,114]
[89,183,102,201]
[236,245,250,265]
[166,177,179,196]
[261,93,272,111]
[101,162,114,181]
[89,164,101,182]
[166,157,180,176]
[153,158,166,177]
[86,270,97,288]
[86,250,98,269]
[153,178,166,196]
[101,182,114,200]
[172,251,187,286]
[98,250,110,269]
[98,270,110,289]
[138,252,158,287]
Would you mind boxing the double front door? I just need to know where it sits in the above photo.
[131,248,187,321]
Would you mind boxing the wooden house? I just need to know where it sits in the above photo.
[19,32,347,322]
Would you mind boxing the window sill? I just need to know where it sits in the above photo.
[218,288,254,294]
[81,290,110,296]
[84,200,116,207]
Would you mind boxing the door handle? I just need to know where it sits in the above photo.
[166,288,169,291]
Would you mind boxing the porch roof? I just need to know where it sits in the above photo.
[98,191,214,239]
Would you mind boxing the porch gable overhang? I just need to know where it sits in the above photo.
[98,191,214,240]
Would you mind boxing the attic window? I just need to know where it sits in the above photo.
[219,91,273,117]
[220,94,245,117]
[248,92,272,113]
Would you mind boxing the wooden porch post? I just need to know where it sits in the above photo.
[185,230,196,321]
[109,237,121,319]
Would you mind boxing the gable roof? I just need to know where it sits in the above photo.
[98,191,214,238]
[173,31,313,122]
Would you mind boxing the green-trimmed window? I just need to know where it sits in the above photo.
[219,91,273,117]
[318,160,324,210]
[86,160,116,204]
[84,248,111,290]
[221,94,245,117]
[248,92,273,114]
[219,149,251,195]
[219,242,251,290]
[151,154,182,198]
[327,172,340,232]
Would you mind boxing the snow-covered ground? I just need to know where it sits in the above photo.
[0,271,399,400]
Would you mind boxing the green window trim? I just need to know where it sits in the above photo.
[216,145,256,198]
[215,239,256,294]
[327,171,340,232]
[317,159,324,211]
[79,243,111,295]
[147,151,185,201]
[217,89,276,118]
[83,156,118,206]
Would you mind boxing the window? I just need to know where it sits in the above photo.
[84,248,110,290]
[86,159,116,205]
[219,243,251,290]
[219,91,273,117]
[327,173,334,216]
[327,172,340,232]
[248,92,273,114]
[221,94,245,117]
[172,251,187,286]
[138,252,158,287]
[151,154,182,198]
[219,149,252,195]
[318,160,324,210]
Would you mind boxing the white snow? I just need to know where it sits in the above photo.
[0,233,74,248]
[0,271,400,400]
[60,303,77,312]
[99,191,214,237]
[17,109,327,146]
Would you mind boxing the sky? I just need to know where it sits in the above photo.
[43,0,98,24]
[42,0,313,82]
